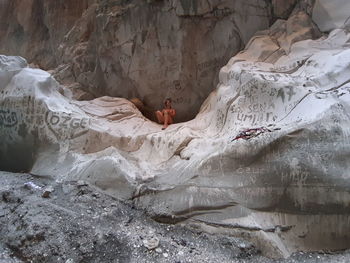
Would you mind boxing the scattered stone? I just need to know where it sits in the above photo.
[24,182,42,190]
[77,180,87,187]
[42,186,54,198]
[62,184,75,194]
[238,242,247,249]
[1,191,12,203]
[92,192,100,198]
[1,171,350,262]
[142,237,159,250]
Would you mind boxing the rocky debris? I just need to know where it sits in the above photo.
[23,182,42,191]
[77,180,88,187]
[2,171,350,263]
[142,237,160,250]
[0,243,22,263]
[231,127,273,141]
[0,171,262,263]
[41,186,54,198]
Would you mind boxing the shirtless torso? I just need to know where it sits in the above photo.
[155,98,176,130]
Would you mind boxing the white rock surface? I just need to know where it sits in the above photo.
[1,6,350,259]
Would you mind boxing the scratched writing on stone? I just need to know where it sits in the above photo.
[236,167,265,175]
[240,79,259,96]
[45,112,89,129]
[216,110,225,128]
[0,110,18,128]
[212,8,231,17]
[281,171,309,184]
[197,57,225,72]
[235,112,276,124]
[247,102,275,113]
[173,97,191,104]
[230,101,275,114]
[228,71,240,81]
[277,86,296,103]
[168,80,184,92]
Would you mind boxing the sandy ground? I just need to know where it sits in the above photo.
[0,171,349,263]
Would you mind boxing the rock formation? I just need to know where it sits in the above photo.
[0,0,91,69]
[0,0,289,121]
[1,0,350,259]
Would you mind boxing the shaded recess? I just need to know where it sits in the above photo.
[0,0,282,122]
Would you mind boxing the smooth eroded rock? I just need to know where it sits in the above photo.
[1,1,350,258]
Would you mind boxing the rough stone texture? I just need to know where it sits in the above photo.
[272,0,298,19]
[0,0,91,69]
[0,0,279,122]
[56,0,276,122]
[4,171,350,263]
[312,0,350,32]
[1,0,350,259]
[0,171,262,263]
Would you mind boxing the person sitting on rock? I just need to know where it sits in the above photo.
[155,98,176,130]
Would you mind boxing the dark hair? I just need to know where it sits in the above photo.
[164,98,172,104]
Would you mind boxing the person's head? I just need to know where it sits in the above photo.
[164,98,172,108]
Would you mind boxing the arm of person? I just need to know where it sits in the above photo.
[162,109,175,116]
[169,109,176,117]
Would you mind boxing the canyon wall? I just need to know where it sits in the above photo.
[0,0,300,121]
[3,0,350,258]
[0,0,92,68]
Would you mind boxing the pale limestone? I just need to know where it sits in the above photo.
[1,1,350,259]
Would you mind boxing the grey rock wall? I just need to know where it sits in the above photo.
[0,0,282,121]
[0,0,91,68]
[58,0,275,121]
[312,0,350,32]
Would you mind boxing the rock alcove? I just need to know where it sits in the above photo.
[0,0,280,122]
[1,0,350,259]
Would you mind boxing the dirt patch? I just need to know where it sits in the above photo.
[0,171,349,263]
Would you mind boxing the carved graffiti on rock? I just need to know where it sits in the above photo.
[212,8,232,17]
[45,112,89,129]
[197,57,225,72]
[172,97,191,104]
[0,110,18,128]
[1,99,91,142]
[236,112,276,124]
